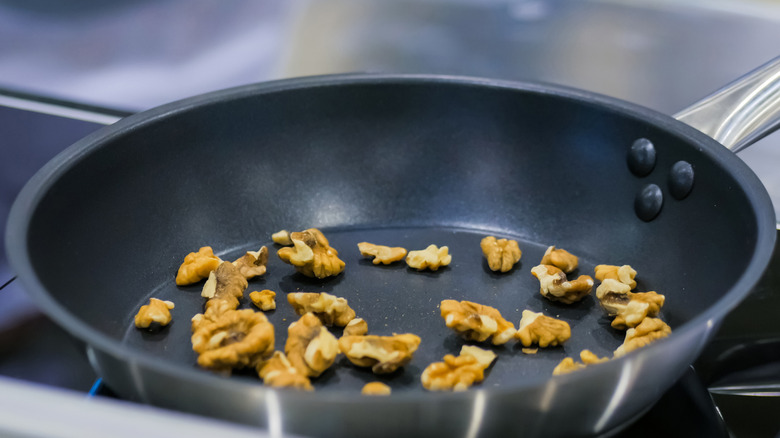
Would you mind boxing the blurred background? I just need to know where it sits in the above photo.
[2,0,780,436]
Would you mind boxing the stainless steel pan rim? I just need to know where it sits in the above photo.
[5,73,776,406]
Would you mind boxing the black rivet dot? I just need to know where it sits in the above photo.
[627,138,656,177]
[669,160,694,200]
[635,184,663,221]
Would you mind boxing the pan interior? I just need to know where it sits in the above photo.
[19,77,763,395]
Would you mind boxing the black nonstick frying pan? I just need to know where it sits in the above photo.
[6,58,780,437]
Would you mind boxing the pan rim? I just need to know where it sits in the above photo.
[5,73,776,406]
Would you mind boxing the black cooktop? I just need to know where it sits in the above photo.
[1,98,778,438]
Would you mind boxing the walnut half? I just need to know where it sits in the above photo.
[531,264,593,304]
[191,309,275,372]
[338,334,421,374]
[594,264,637,289]
[357,242,408,265]
[440,300,517,345]
[287,292,356,327]
[134,298,174,329]
[176,246,222,286]
[285,313,340,378]
[613,317,671,358]
[277,228,345,279]
[597,279,665,330]
[421,345,497,392]
[540,246,579,273]
[515,310,571,348]
[257,351,313,391]
[480,236,522,273]
[406,244,452,271]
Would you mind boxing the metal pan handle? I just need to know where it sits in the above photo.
[674,56,780,152]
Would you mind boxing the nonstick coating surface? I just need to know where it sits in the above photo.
[7,75,775,436]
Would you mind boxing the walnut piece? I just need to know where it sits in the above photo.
[232,246,269,280]
[249,290,277,311]
[516,310,571,348]
[552,350,609,376]
[594,264,637,289]
[343,318,368,336]
[440,300,517,345]
[272,230,293,246]
[134,298,174,329]
[480,236,522,273]
[421,345,497,391]
[362,382,392,395]
[257,351,313,391]
[176,246,222,286]
[597,279,665,330]
[199,262,248,325]
[614,317,672,358]
[287,292,356,327]
[277,228,345,278]
[191,308,275,371]
[357,242,408,265]
[540,246,579,273]
[285,313,340,378]
[338,333,421,374]
[406,244,452,271]
[531,264,594,304]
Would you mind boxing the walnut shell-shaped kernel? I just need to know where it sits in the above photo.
[480,236,522,273]
[191,309,275,371]
[421,345,497,392]
[440,300,516,345]
[516,310,571,348]
[287,292,356,327]
[540,246,579,273]
[338,334,421,374]
[250,290,277,311]
[357,242,407,265]
[406,244,451,271]
[531,264,593,304]
[232,246,269,280]
[257,351,313,391]
[277,228,345,278]
[614,317,671,357]
[176,246,222,285]
[285,313,339,377]
[594,264,637,289]
[134,298,174,329]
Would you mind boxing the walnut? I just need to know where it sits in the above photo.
[361,382,392,395]
[175,246,222,285]
[287,292,356,327]
[357,242,408,265]
[421,345,497,391]
[552,350,609,376]
[249,290,277,311]
[199,262,248,322]
[191,309,275,371]
[439,300,517,345]
[614,317,672,358]
[406,244,452,271]
[338,333,421,374]
[480,236,522,273]
[232,246,269,280]
[272,230,293,246]
[594,264,637,289]
[134,298,174,329]
[597,279,665,330]
[285,313,340,377]
[515,310,571,348]
[257,351,313,391]
[531,264,593,304]
[343,317,368,336]
[277,228,345,278]
[540,246,579,273]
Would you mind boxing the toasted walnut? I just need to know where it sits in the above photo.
[232,246,269,280]
[343,318,368,336]
[357,242,408,265]
[516,310,571,348]
[597,280,665,330]
[191,309,275,371]
[421,345,497,391]
[272,230,293,246]
[531,264,594,304]
[338,334,421,374]
[594,264,637,289]
[134,298,174,329]
[257,351,313,391]
[614,317,672,358]
[540,246,579,273]
[406,244,452,271]
[199,262,248,322]
[285,313,339,378]
[362,382,392,395]
[552,350,609,376]
[440,300,517,345]
[249,290,277,311]
[277,228,345,279]
[175,246,222,286]
[480,236,522,273]
[287,292,356,327]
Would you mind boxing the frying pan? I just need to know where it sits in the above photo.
[6,57,780,437]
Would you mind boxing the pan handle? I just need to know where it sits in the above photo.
[674,56,780,152]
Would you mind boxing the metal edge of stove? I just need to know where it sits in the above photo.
[0,87,131,125]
